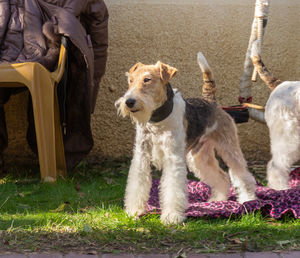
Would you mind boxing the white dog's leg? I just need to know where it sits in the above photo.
[266,113,300,190]
[159,134,188,224]
[124,125,152,217]
[267,160,290,190]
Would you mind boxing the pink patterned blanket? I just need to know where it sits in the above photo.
[147,168,300,218]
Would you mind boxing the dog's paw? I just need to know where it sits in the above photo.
[160,212,186,225]
[208,193,228,202]
[236,178,257,203]
[125,207,145,218]
[267,179,289,191]
[237,193,257,204]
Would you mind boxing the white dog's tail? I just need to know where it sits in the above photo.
[250,40,282,91]
[197,52,216,103]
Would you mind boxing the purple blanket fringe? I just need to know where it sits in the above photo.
[147,168,300,218]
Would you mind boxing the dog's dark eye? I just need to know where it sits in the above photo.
[144,78,151,83]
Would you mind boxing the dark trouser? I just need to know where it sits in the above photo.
[0,88,39,161]
[0,88,13,154]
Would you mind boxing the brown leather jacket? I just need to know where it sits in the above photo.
[0,0,108,170]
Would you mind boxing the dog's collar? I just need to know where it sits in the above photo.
[149,83,174,123]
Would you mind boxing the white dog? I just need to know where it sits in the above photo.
[251,40,300,190]
[115,53,256,224]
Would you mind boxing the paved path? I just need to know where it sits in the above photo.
[0,252,300,258]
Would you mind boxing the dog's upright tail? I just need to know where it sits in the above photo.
[197,52,216,103]
[250,40,282,91]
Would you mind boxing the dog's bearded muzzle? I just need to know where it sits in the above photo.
[115,96,142,117]
[115,95,154,124]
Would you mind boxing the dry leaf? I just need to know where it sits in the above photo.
[50,202,68,212]
[79,192,85,197]
[87,250,98,255]
[231,238,243,244]
[75,184,81,191]
[136,227,150,234]
[104,177,114,185]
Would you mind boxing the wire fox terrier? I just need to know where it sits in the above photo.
[115,53,256,224]
[251,40,300,190]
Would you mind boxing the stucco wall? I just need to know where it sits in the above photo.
[3,0,300,164]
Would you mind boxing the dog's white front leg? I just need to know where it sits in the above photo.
[159,133,188,224]
[124,125,152,217]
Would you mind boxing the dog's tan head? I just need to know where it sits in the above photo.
[115,61,177,124]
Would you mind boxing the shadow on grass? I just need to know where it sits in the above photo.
[0,215,299,253]
[0,160,129,215]
[0,160,299,253]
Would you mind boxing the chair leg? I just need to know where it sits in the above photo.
[54,88,67,178]
[29,68,66,182]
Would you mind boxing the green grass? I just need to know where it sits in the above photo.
[0,160,299,254]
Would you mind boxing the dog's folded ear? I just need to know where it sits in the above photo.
[156,61,177,83]
[42,21,60,48]
[129,62,143,74]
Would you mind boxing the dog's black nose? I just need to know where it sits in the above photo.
[125,98,136,108]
